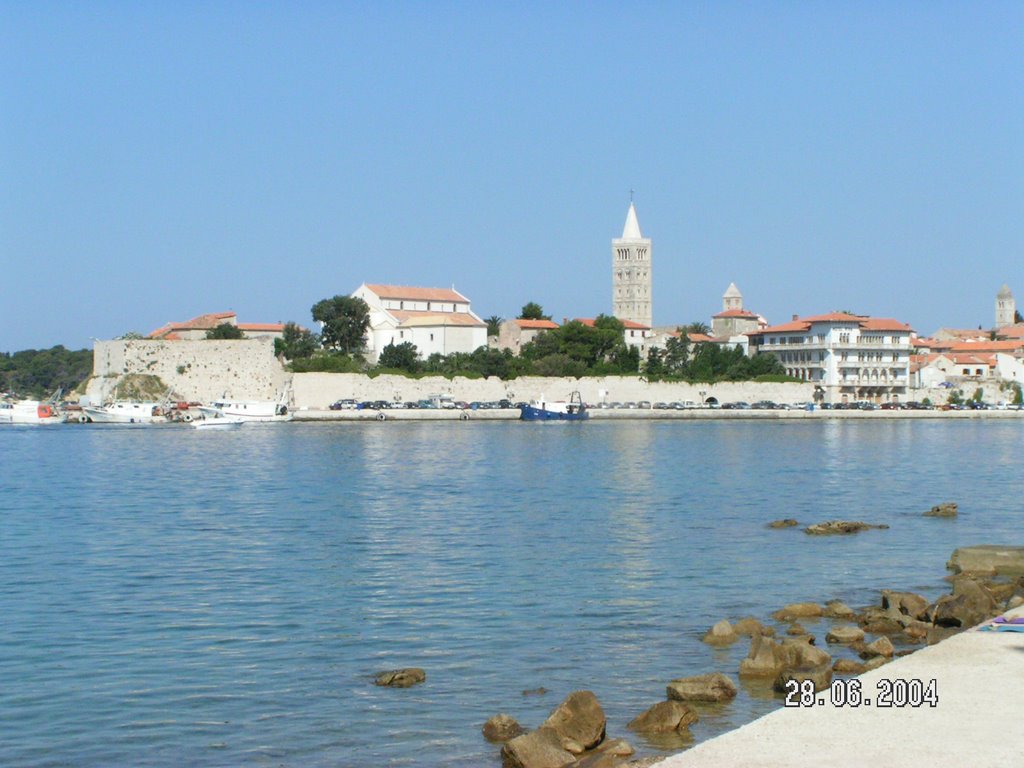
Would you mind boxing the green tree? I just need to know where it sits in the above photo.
[312,295,371,354]
[206,323,245,339]
[117,331,145,340]
[663,332,691,375]
[948,389,964,406]
[970,387,984,403]
[519,302,551,321]
[1015,309,1023,324]
[274,322,319,359]
[0,346,93,398]
[377,341,420,372]
[683,321,711,336]
[485,315,503,337]
[1011,383,1023,405]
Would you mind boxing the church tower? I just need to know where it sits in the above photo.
[723,282,743,312]
[611,202,652,327]
[996,285,1015,328]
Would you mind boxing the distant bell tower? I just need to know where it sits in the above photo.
[723,282,743,312]
[611,201,653,327]
[996,284,1015,328]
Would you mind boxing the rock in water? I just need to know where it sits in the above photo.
[768,519,799,528]
[666,672,738,702]
[804,520,888,535]
[702,619,739,646]
[540,691,606,753]
[484,714,525,743]
[733,617,774,637]
[501,727,576,768]
[739,634,783,678]
[825,625,865,645]
[863,636,895,658]
[924,502,958,517]
[947,545,1024,577]
[771,602,823,621]
[627,700,698,734]
[832,658,866,675]
[823,600,856,619]
[374,668,426,687]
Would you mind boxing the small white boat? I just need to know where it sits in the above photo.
[196,398,291,422]
[191,414,245,430]
[82,401,167,424]
[0,400,64,425]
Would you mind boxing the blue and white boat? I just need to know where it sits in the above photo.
[519,392,588,421]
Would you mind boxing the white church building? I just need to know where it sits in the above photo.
[352,283,488,363]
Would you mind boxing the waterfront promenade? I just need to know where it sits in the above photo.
[289,407,1024,422]
[660,605,1024,768]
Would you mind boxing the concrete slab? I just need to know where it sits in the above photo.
[659,606,1024,768]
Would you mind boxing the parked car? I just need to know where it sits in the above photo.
[637,400,652,409]
[329,399,357,410]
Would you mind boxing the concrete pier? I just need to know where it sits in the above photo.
[660,606,1024,768]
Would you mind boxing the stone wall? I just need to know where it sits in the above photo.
[292,372,817,409]
[87,339,290,403]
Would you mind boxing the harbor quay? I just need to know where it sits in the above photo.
[289,407,1024,422]
[660,604,1024,768]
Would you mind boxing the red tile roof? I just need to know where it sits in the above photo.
[948,340,1024,353]
[365,284,468,303]
[389,310,485,327]
[515,319,559,330]
[752,313,913,336]
[712,308,759,319]
[997,324,1024,339]
[237,323,285,332]
[574,317,650,330]
[860,317,913,332]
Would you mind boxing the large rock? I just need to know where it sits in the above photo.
[374,668,426,687]
[881,590,931,622]
[627,700,698,734]
[863,636,895,658]
[733,617,774,637]
[804,521,889,535]
[825,625,865,645]
[739,634,783,678]
[702,619,739,646]
[924,502,958,517]
[540,691,606,753]
[947,545,1024,576]
[666,672,737,702]
[574,739,635,768]
[823,600,856,619]
[484,714,526,743]
[772,602,824,621]
[776,636,831,669]
[501,727,576,768]
[832,658,866,675]
[773,664,832,693]
[930,578,997,628]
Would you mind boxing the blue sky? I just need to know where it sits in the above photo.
[3,2,1022,351]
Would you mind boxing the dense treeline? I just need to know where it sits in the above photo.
[0,347,93,398]
[282,296,790,382]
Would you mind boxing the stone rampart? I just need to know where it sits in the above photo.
[291,372,816,408]
[88,339,289,403]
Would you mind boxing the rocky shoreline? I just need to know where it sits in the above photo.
[374,535,1024,768]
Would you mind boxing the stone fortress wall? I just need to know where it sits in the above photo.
[291,373,816,408]
[85,340,1012,408]
[87,339,290,403]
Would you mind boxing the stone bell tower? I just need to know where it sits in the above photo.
[996,284,1015,328]
[611,202,652,327]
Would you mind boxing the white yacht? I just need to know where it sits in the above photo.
[0,400,64,425]
[81,401,167,424]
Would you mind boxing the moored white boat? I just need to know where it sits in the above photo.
[81,401,167,424]
[190,413,245,430]
[196,398,291,422]
[0,400,64,425]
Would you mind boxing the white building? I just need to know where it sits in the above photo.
[492,318,560,353]
[748,312,913,404]
[611,202,652,328]
[352,284,487,362]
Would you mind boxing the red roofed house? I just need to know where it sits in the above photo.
[352,283,487,362]
[493,318,560,353]
[147,312,285,341]
[575,317,655,355]
[747,312,914,404]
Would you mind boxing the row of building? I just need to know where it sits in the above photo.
[139,203,1024,405]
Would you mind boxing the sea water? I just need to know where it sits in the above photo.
[1,420,1020,766]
